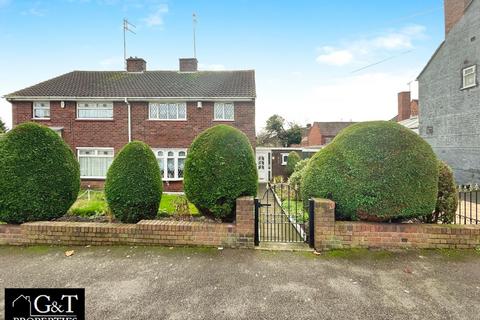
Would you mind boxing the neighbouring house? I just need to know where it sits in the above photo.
[4,57,256,191]
[255,147,320,183]
[392,91,419,134]
[300,122,356,147]
[417,0,480,184]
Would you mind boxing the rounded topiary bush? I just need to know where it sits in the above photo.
[421,160,458,224]
[184,125,257,221]
[105,141,162,223]
[0,122,80,224]
[286,151,301,176]
[302,121,438,221]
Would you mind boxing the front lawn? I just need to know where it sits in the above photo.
[68,190,200,219]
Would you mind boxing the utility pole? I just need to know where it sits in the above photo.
[123,18,136,70]
[192,13,197,59]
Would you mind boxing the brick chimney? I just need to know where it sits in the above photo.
[179,58,198,72]
[397,91,411,122]
[410,100,419,117]
[126,57,146,72]
[444,0,470,35]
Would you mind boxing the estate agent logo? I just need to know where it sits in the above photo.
[5,288,85,320]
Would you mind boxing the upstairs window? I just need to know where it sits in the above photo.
[33,101,50,119]
[77,148,114,178]
[77,102,113,119]
[155,149,187,180]
[462,65,476,89]
[214,102,234,121]
[149,102,187,120]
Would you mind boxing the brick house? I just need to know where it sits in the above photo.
[5,57,256,191]
[417,0,480,184]
[300,122,356,147]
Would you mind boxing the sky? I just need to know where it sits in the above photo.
[0,0,445,131]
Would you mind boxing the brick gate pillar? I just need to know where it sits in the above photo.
[313,198,336,250]
[235,196,255,248]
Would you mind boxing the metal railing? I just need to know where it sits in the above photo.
[456,185,479,225]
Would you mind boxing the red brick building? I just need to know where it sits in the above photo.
[5,57,256,191]
[300,122,356,147]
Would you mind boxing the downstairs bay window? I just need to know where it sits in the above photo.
[154,149,187,180]
[77,148,114,179]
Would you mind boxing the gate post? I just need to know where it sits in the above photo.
[254,198,260,246]
[308,199,315,248]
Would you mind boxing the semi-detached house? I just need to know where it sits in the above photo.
[4,57,256,191]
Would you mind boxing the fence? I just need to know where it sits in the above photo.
[456,185,479,225]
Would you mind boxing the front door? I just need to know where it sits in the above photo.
[256,151,269,182]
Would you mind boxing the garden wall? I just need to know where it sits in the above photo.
[313,198,480,250]
[0,197,255,248]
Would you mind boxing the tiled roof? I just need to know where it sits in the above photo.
[314,122,356,136]
[5,70,256,99]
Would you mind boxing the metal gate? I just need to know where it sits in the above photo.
[254,183,314,247]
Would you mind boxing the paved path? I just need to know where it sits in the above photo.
[1,246,479,319]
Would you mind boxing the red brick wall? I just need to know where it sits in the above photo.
[0,197,255,248]
[313,198,480,250]
[12,100,255,192]
[397,91,411,122]
[302,123,322,147]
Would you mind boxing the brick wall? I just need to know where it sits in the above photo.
[0,197,255,248]
[12,100,255,192]
[313,198,480,250]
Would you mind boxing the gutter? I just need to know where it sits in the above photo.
[124,98,132,142]
[4,96,256,102]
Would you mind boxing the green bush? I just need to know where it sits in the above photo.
[288,158,310,190]
[184,125,257,221]
[302,121,438,221]
[0,122,80,224]
[105,141,162,223]
[286,151,301,176]
[421,160,458,224]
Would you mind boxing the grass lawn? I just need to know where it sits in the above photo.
[68,190,200,218]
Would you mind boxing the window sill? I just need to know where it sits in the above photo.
[164,179,184,182]
[148,119,187,121]
[461,84,477,90]
[76,118,114,121]
[213,119,235,122]
[80,177,106,180]
[31,118,50,121]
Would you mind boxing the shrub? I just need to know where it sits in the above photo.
[302,121,438,221]
[184,125,257,221]
[105,141,162,223]
[288,158,310,190]
[0,122,80,224]
[421,160,458,224]
[286,151,301,176]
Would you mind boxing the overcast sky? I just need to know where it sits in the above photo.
[0,0,444,130]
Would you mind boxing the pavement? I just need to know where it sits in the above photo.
[1,245,480,320]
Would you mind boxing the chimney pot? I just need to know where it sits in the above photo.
[179,58,198,72]
[126,57,146,72]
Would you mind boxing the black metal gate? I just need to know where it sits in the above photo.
[254,183,314,247]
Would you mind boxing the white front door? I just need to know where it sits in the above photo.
[256,151,270,182]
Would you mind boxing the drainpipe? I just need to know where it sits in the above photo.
[124,97,132,142]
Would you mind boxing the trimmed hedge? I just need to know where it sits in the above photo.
[421,160,458,224]
[184,125,257,221]
[105,141,162,223]
[0,122,80,224]
[302,121,438,221]
[288,158,310,190]
[286,151,301,176]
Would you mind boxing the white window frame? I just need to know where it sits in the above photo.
[462,65,477,89]
[77,147,114,179]
[154,148,187,181]
[281,153,289,166]
[148,102,187,121]
[213,102,235,121]
[76,102,114,120]
[32,101,50,119]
